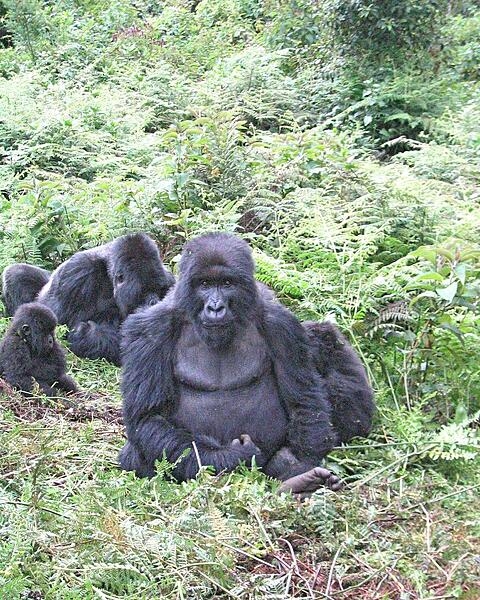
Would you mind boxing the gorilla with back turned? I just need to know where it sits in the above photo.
[2,233,175,365]
[2,264,51,317]
[304,320,374,443]
[119,233,374,494]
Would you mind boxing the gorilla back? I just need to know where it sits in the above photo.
[2,264,50,316]
[120,233,341,494]
[36,232,175,364]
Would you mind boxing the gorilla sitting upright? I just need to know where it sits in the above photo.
[2,233,175,365]
[0,303,78,396]
[119,232,365,495]
[304,321,374,444]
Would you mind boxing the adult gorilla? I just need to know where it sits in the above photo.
[3,233,175,365]
[119,233,344,495]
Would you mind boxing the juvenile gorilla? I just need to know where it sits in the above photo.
[3,233,175,365]
[2,264,51,317]
[0,303,78,396]
[119,233,342,495]
[304,321,375,443]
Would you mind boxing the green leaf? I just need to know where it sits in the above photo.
[454,404,468,424]
[454,263,466,284]
[439,322,464,343]
[436,281,458,303]
[384,112,412,122]
[409,246,436,264]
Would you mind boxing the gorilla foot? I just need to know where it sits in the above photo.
[278,467,342,498]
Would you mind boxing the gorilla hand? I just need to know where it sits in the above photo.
[230,434,265,466]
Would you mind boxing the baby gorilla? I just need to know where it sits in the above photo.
[304,321,375,444]
[0,303,78,396]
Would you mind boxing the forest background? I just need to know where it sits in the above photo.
[0,1,479,598]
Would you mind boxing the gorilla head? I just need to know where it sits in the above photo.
[13,303,58,356]
[175,233,259,348]
[110,233,175,318]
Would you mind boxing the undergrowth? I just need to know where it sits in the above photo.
[0,0,479,598]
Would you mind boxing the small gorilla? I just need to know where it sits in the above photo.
[2,233,175,365]
[0,303,78,396]
[2,264,51,317]
[256,284,375,441]
[304,321,375,443]
[119,233,344,496]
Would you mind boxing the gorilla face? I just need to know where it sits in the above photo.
[113,269,168,317]
[192,270,239,348]
[109,232,173,319]
[175,233,259,349]
[14,303,58,356]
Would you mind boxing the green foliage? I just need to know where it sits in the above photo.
[0,0,479,596]
[323,0,449,57]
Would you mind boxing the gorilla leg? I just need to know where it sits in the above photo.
[2,264,51,316]
[265,447,342,496]
[67,320,122,365]
[119,442,156,478]
[54,373,79,394]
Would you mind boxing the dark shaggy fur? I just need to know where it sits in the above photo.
[304,321,375,443]
[119,233,338,483]
[2,233,175,365]
[0,303,78,396]
[2,264,51,316]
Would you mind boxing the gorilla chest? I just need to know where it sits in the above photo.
[172,323,287,449]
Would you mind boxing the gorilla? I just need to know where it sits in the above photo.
[2,233,175,365]
[0,303,78,396]
[2,263,51,317]
[119,232,352,495]
[255,285,375,442]
[304,321,374,443]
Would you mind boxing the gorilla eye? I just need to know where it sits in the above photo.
[201,280,209,288]
[21,324,31,334]
[224,280,232,287]
[116,273,125,284]
[47,334,54,347]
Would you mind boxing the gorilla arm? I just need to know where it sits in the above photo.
[304,321,375,442]
[0,336,35,393]
[263,303,338,466]
[120,308,263,480]
[68,320,122,366]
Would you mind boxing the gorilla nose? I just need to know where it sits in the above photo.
[206,302,226,320]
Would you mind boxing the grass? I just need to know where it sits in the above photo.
[1,338,479,599]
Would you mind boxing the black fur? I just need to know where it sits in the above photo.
[304,321,375,443]
[2,264,50,316]
[3,233,175,365]
[119,233,337,482]
[0,302,78,396]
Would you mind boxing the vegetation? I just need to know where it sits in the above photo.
[0,0,479,597]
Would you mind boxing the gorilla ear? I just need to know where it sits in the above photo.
[21,323,31,334]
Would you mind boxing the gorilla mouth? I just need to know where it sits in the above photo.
[201,319,233,328]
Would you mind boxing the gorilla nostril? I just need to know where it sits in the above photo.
[207,303,226,318]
